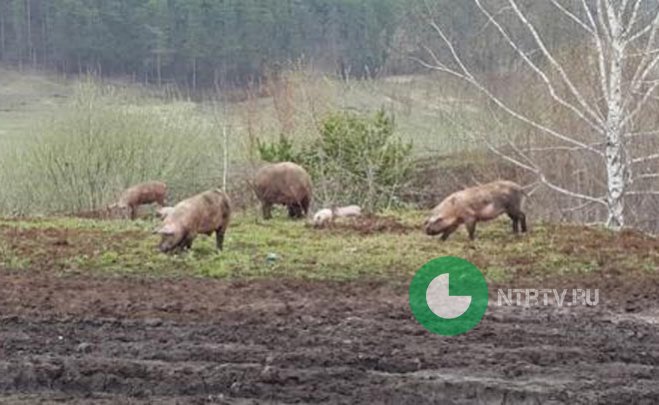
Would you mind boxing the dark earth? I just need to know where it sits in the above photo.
[0,270,658,404]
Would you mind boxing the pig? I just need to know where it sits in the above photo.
[156,206,175,219]
[155,189,231,253]
[312,208,334,227]
[253,162,313,220]
[334,205,362,218]
[312,205,362,228]
[423,180,527,241]
[110,181,167,220]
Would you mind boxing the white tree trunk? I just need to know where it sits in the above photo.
[604,15,626,229]
[416,0,659,230]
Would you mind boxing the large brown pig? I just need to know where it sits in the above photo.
[424,180,527,241]
[253,162,312,220]
[155,189,231,253]
[110,181,167,220]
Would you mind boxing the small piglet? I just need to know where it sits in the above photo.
[334,205,362,218]
[110,181,167,220]
[312,208,334,227]
[312,204,362,227]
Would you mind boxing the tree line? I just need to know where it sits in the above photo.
[0,0,410,88]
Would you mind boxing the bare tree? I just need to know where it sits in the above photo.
[414,0,659,229]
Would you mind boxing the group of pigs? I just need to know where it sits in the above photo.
[110,161,528,253]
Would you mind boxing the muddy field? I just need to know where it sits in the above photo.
[0,271,658,404]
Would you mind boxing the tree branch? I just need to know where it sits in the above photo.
[626,10,659,107]
[538,174,607,205]
[623,81,659,127]
[622,0,644,35]
[476,0,604,132]
[632,173,659,181]
[523,142,606,153]
[550,0,594,34]
[626,190,659,196]
[581,0,610,103]
[625,128,659,138]
[447,106,606,206]
[632,153,659,164]
[417,8,605,155]
[507,0,605,125]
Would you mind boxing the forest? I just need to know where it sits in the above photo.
[0,0,596,89]
[0,0,407,87]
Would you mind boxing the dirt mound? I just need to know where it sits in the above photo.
[325,214,417,235]
[0,273,658,403]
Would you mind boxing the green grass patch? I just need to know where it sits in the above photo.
[1,211,657,283]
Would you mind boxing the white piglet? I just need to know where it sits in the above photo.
[334,205,362,218]
[312,205,362,228]
[312,208,334,227]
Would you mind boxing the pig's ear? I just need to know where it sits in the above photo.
[155,223,176,235]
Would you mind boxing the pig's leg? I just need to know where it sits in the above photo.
[301,196,311,217]
[294,204,303,218]
[130,206,137,220]
[215,227,226,251]
[507,213,519,233]
[183,236,193,250]
[519,212,527,233]
[288,203,302,219]
[465,220,477,240]
[287,204,296,218]
[507,207,527,233]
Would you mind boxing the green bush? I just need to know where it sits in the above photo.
[256,134,299,163]
[257,109,413,211]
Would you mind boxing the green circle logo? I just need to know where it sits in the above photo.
[409,256,488,336]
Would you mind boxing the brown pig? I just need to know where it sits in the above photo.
[155,189,231,253]
[423,180,527,241]
[110,181,167,220]
[253,162,312,220]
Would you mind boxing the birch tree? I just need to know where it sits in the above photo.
[415,0,659,229]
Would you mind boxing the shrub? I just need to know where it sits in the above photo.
[3,81,225,214]
[257,109,413,211]
[255,134,299,163]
